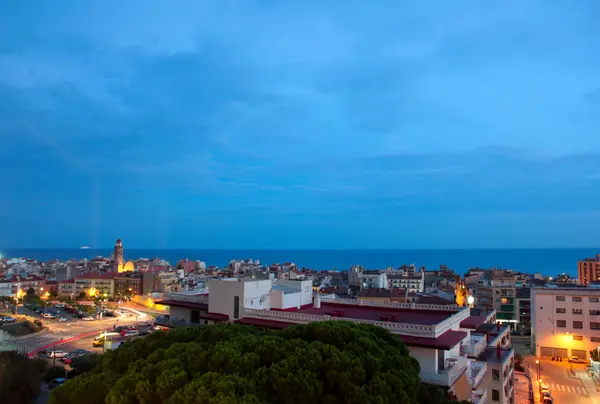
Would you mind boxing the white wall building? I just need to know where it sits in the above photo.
[532,286,600,359]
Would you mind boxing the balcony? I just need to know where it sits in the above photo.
[468,362,487,388]
[420,355,467,387]
[461,334,487,358]
[471,389,488,404]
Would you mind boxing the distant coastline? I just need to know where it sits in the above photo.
[1,248,595,277]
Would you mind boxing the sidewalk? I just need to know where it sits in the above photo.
[574,369,600,402]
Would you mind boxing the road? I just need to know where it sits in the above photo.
[523,356,592,403]
[9,306,153,354]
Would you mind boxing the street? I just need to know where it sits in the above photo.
[10,305,152,354]
[523,356,593,403]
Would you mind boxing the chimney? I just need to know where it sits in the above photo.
[314,293,321,309]
[496,343,501,360]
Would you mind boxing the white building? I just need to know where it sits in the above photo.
[387,271,425,292]
[531,286,600,359]
[158,277,514,403]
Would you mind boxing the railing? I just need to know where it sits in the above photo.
[461,334,487,358]
[471,389,488,404]
[469,362,487,388]
[319,297,463,312]
[420,356,467,386]
[243,308,438,337]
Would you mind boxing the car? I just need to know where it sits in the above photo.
[138,321,150,326]
[568,356,587,364]
[152,325,168,331]
[1,316,17,323]
[540,384,551,395]
[48,350,68,358]
[42,313,57,319]
[58,317,68,322]
[82,316,95,321]
[542,397,553,404]
[55,303,68,309]
[121,329,139,337]
[61,349,91,362]
[48,378,66,389]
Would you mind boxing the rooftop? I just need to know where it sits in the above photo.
[294,302,454,325]
[358,288,406,299]
[76,272,120,280]
[477,347,513,364]
[459,316,488,329]
[272,285,299,295]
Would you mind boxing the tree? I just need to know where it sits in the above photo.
[50,322,465,404]
[0,351,44,404]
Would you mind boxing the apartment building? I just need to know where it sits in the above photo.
[514,288,531,335]
[0,275,46,296]
[578,254,600,285]
[349,267,387,289]
[114,272,143,296]
[74,272,118,297]
[357,287,407,303]
[158,277,514,403]
[387,271,425,292]
[473,278,518,327]
[531,286,600,359]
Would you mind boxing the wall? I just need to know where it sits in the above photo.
[270,290,284,309]
[408,346,437,374]
[208,279,245,320]
[169,306,191,323]
[532,288,600,358]
[278,279,313,306]
[282,292,301,309]
[243,279,272,309]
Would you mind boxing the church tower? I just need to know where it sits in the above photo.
[113,239,124,272]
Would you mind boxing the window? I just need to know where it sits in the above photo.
[557,320,567,327]
[591,337,600,342]
[591,322,600,330]
[573,335,583,341]
[590,310,600,316]
[492,389,500,401]
[573,309,583,315]
[590,297,599,303]
[572,296,583,302]
[556,296,565,301]
[573,321,583,329]
[492,369,500,380]
[501,297,509,304]
[556,308,566,314]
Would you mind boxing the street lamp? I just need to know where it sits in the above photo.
[535,360,540,382]
[467,295,475,307]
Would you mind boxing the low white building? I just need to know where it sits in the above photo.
[531,286,600,359]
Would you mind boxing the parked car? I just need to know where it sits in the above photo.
[542,397,553,404]
[540,384,551,396]
[48,378,66,390]
[42,313,57,319]
[568,356,587,364]
[61,349,91,363]
[48,350,68,358]
[55,303,68,309]
[121,329,139,337]
[82,316,95,321]
[58,317,68,322]
[1,316,17,323]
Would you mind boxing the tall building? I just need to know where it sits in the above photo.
[531,286,600,359]
[113,239,124,272]
[578,254,600,285]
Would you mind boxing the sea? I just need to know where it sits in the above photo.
[0,248,597,278]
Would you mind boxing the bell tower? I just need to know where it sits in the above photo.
[113,238,124,271]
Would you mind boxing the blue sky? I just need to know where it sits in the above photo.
[1,1,599,249]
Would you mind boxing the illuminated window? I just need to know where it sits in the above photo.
[501,297,508,304]
[573,335,583,341]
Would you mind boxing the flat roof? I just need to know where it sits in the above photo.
[234,318,295,329]
[460,316,488,329]
[397,330,467,350]
[154,300,208,311]
[477,347,513,364]
[295,302,455,325]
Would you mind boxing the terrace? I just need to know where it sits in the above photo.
[420,355,468,387]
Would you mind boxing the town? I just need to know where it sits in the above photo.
[1,239,600,403]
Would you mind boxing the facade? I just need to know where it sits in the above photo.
[58,279,77,297]
[473,279,517,326]
[114,272,143,296]
[0,275,46,296]
[387,271,425,292]
[75,272,118,297]
[357,287,407,303]
[578,254,600,285]
[514,288,531,335]
[531,286,600,359]
[158,277,515,403]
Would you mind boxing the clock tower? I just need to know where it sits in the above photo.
[113,238,124,272]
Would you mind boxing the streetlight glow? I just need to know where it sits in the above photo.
[467,295,475,305]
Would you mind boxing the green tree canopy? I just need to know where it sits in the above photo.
[0,351,44,404]
[50,321,464,404]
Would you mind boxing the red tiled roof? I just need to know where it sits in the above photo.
[397,330,467,350]
[154,300,208,310]
[59,279,75,284]
[296,302,454,325]
[234,317,295,329]
[460,316,488,329]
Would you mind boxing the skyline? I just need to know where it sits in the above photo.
[1,1,600,249]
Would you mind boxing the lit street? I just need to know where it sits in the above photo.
[523,356,593,403]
